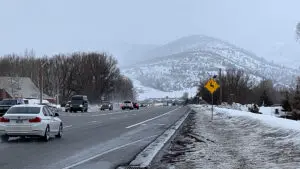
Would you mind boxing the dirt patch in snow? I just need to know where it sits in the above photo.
[152,106,300,169]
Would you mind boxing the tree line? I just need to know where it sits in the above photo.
[196,69,283,106]
[195,68,300,119]
[0,50,136,103]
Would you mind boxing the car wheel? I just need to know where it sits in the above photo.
[55,123,63,138]
[65,109,68,112]
[42,126,50,142]
[1,135,9,142]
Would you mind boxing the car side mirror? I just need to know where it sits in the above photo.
[54,113,59,117]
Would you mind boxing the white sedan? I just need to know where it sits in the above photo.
[0,104,63,142]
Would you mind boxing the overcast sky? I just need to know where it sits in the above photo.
[1,0,300,65]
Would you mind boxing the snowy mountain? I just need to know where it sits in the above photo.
[122,35,300,99]
[108,43,158,67]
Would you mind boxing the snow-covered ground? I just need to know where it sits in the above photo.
[131,78,197,101]
[154,105,300,169]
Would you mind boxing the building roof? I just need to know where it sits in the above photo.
[0,76,50,99]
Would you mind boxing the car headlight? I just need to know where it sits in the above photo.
[80,104,83,107]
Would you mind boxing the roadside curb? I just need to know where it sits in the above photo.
[117,107,192,169]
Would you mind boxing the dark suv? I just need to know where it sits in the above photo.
[69,95,88,112]
[100,101,113,111]
[0,99,25,116]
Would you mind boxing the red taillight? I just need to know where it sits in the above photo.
[0,117,10,123]
[120,104,123,107]
[29,117,41,123]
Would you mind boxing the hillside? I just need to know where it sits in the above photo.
[122,35,299,99]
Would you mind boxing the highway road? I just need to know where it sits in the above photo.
[0,106,189,169]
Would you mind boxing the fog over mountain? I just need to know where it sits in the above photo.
[0,0,300,68]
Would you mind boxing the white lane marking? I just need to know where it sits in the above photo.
[64,122,102,131]
[91,112,123,116]
[125,107,180,129]
[87,121,98,124]
[61,134,158,169]
[64,125,73,128]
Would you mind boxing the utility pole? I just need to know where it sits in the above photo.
[56,77,59,106]
[219,68,222,105]
[40,61,47,104]
[39,66,42,104]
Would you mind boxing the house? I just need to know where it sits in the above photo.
[0,76,50,100]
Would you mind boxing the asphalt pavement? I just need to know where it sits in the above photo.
[0,105,189,169]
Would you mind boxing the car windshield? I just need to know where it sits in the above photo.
[71,100,83,104]
[0,100,17,105]
[6,107,40,114]
[124,101,131,103]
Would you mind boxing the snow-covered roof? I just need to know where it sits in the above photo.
[0,76,50,99]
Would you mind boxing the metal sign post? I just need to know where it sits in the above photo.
[204,78,220,121]
[211,92,214,120]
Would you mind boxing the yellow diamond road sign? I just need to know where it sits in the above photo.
[205,79,220,94]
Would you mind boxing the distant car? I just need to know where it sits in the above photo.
[65,101,71,112]
[0,99,25,117]
[140,103,148,107]
[0,104,63,142]
[100,102,113,111]
[69,95,88,113]
[133,102,139,109]
[121,101,134,110]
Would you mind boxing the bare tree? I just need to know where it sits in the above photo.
[0,51,135,103]
[197,69,254,104]
[296,22,300,41]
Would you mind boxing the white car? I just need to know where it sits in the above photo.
[0,104,63,142]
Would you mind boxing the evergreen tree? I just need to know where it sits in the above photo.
[296,22,300,41]
[282,91,292,112]
[292,85,300,111]
[259,90,273,106]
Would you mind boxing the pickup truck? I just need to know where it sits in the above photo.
[0,99,25,116]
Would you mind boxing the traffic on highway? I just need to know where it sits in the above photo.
[0,95,187,169]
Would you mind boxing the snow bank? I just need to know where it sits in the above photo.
[259,106,285,116]
[218,102,249,111]
[192,105,300,132]
[167,105,300,169]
